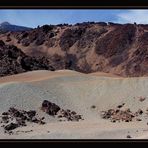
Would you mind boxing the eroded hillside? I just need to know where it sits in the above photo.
[0,22,148,77]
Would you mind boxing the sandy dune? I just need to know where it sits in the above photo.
[0,70,148,139]
[88,71,122,77]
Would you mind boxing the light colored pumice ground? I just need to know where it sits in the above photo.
[0,70,148,139]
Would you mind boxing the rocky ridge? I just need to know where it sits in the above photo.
[0,22,148,77]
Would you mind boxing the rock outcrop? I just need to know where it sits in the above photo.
[0,40,55,77]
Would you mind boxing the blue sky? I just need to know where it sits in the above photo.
[0,9,148,28]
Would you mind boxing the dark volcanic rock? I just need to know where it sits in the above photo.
[127,135,132,138]
[2,112,9,116]
[27,110,36,119]
[0,41,55,77]
[0,107,46,132]
[41,100,83,121]
[100,107,136,122]
[41,100,61,116]
[2,116,9,123]
[57,109,83,121]
[117,103,125,109]
[139,97,146,102]
[135,109,143,115]
[4,123,19,131]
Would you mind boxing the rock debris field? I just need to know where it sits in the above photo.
[100,103,147,123]
[0,100,83,135]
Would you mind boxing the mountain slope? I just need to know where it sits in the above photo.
[0,22,148,77]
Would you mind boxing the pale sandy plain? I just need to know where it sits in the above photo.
[0,70,148,139]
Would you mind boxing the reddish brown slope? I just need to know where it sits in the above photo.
[0,22,148,77]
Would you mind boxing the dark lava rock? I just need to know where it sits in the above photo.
[91,105,96,109]
[101,108,136,122]
[41,100,83,121]
[8,107,24,118]
[136,109,143,115]
[127,135,132,138]
[2,112,9,116]
[41,100,60,116]
[16,118,26,126]
[4,123,19,131]
[2,116,9,123]
[0,40,55,77]
[136,118,142,121]
[31,117,39,123]
[139,97,146,102]
[1,107,46,133]
[117,103,125,108]
[39,120,46,125]
[71,111,76,115]
[27,110,36,119]
[57,109,83,121]
[58,115,63,118]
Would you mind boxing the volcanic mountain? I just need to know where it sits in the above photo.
[0,22,32,33]
[0,22,148,77]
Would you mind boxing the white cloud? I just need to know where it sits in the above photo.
[117,10,148,24]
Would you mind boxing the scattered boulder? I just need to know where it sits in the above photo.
[71,111,76,115]
[58,115,63,118]
[0,101,84,134]
[136,118,142,121]
[2,112,9,116]
[2,116,9,123]
[135,109,143,115]
[101,107,135,122]
[41,100,83,121]
[100,102,148,124]
[117,103,125,109]
[27,110,36,119]
[0,107,46,133]
[41,100,60,116]
[127,135,132,138]
[139,97,146,102]
[4,123,19,131]
[91,105,96,109]
[57,109,83,122]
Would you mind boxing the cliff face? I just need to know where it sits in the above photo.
[0,22,148,77]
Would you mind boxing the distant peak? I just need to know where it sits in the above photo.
[0,22,11,26]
